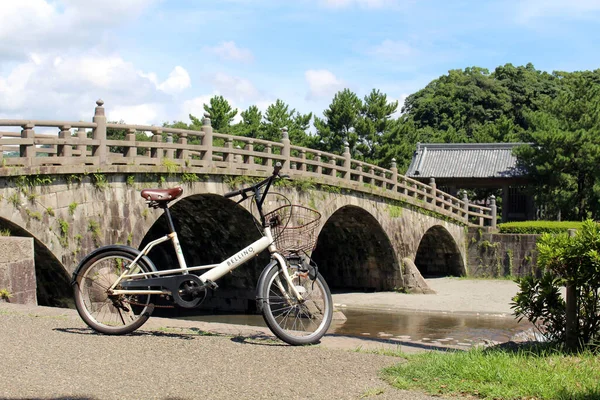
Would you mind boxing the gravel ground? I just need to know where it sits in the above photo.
[0,303,440,400]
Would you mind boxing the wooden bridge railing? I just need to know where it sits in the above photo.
[0,100,496,227]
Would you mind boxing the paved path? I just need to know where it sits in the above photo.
[0,278,524,399]
[0,302,442,400]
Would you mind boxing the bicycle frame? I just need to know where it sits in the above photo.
[107,211,303,300]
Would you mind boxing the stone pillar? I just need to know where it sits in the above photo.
[356,164,363,183]
[343,141,351,179]
[177,132,188,160]
[76,127,87,157]
[166,132,174,159]
[281,127,290,171]
[201,112,213,162]
[20,123,35,166]
[462,191,469,223]
[58,125,72,158]
[92,99,107,165]
[390,158,398,192]
[429,177,437,206]
[300,149,306,171]
[247,140,254,165]
[124,128,136,159]
[316,153,322,174]
[490,195,497,228]
[151,129,162,161]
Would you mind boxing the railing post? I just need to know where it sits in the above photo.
[429,177,437,206]
[92,99,107,165]
[166,132,174,159]
[124,128,136,159]
[462,191,469,224]
[330,159,337,177]
[247,140,254,165]
[201,112,213,162]
[20,123,35,166]
[490,195,497,228]
[76,127,87,157]
[390,158,398,193]
[235,145,243,164]
[265,143,272,166]
[58,125,72,158]
[343,141,351,180]
[177,132,188,160]
[225,137,233,165]
[300,149,306,171]
[151,128,162,161]
[316,153,322,175]
[356,164,363,183]
[281,127,290,171]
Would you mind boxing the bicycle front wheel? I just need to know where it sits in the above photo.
[260,265,333,345]
[73,249,154,335]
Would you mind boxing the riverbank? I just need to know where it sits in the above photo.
[332,277,520,316]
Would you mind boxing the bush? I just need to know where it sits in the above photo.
[511,220,600,349]
[499,220,583,234]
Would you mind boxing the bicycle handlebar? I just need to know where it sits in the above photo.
[223,162,282,199]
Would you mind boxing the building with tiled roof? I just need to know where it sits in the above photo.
[406,143,534,222]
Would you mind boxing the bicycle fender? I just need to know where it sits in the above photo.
[71,245,158,285]
[255,259,280,312]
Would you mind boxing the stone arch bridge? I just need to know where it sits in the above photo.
[0,101,496,309]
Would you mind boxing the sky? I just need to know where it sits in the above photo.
[1,0,599,126]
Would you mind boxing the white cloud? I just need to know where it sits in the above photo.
[108,104,166,126]
[515,0,600,22]
[180,95,215,122]
[0,0,155,60]
[370,40,415,60]
[305,69,345,100]
[0,53,184,124]
[157,66,192,94]
[211,72,260,103]
[206,41,254,63]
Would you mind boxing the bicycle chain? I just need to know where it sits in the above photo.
[123,297,175,309]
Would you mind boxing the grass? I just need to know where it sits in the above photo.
[381,344,600,399]
[498,220,584,234]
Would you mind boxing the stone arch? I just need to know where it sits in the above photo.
[0,217,71,307]
[311,205,400,291]
[414,225,465,277]
[138,193,270,314]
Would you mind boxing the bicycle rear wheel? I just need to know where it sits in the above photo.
[73,249,154,335]
[260,265,333,345]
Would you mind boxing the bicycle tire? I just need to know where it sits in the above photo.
[73,249,154,335]
[259,264,333,345]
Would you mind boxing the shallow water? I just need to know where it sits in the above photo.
[179,307,531,346]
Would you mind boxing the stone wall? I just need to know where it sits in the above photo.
[0,237,36,304]
[466,227,539,277]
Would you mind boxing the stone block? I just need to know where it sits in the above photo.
[0,237,36,305]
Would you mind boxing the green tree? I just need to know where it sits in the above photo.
[260,99,311,145]
[515,71,600,220]
[203,95,237,133]
[512,220,600,350]
[232,105,263,138]
[355,89,398,163]
[313,89,362,155]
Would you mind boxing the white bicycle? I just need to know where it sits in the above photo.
[72,163,333,345]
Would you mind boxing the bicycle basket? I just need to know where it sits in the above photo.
[264,205,321,256]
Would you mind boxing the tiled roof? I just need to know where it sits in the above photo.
[406,143,529,179]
